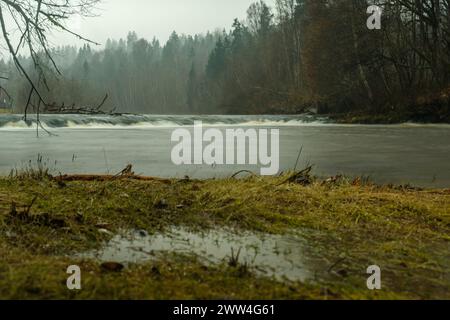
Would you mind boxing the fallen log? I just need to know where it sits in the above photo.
[53,165,171,184]
[54,174,171,183]
[44,94,127,116]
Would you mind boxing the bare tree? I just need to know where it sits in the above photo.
[0,0,100,134]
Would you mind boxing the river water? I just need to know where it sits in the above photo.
[0,114,449,187]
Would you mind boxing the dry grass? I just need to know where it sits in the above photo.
[0,174,448,299]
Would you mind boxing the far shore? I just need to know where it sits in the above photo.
[1,110,450,125]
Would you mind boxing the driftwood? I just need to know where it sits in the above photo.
[230,170,256,179]
[54,165,171,184]
[44,94,125,116]
[279,165,314,186]
[55,174,171,183]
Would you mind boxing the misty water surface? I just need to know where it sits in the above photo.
[0,114,449,188]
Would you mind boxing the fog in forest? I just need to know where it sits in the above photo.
[0,0,449,122]
[52,0,276,46]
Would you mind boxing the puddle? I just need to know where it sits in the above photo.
[80,227,323,282]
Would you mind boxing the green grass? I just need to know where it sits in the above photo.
[0,174,449,300]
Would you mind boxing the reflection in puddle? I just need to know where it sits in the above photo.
[81,227,321,282]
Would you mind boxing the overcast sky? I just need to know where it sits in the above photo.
[53,0,276,47]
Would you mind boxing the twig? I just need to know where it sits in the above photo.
[327,257,347,274]
[96,94,109,110]
[294,146,303,172]
[231,170,257,179]
[24,195,38,216]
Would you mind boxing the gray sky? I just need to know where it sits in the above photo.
[53,0,276,47]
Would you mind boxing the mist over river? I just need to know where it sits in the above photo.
[0,114,449,188]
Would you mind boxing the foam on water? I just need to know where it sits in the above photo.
[1,120,32,129]
[2,114,449,130]
[0,114,329,130]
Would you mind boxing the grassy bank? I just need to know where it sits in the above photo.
[0,173,449,300]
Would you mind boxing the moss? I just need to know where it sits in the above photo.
[0,175,449,299]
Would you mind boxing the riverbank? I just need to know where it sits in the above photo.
[327,99,450,124]
[0,172,448,300]
[330,111,450,125]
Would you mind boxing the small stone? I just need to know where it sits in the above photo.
[75,212,84,223]
[101,262,124,272]
[57,180,67,188]
[336,269,349,278]
[96,222,111,229]
[151,266,161,276]
[5,231,17,238]
[138,230,148,237]
[154,199,168,209]
[98,228,113,236]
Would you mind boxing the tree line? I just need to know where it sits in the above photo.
[0,31,219,114]
[1,0,449,121]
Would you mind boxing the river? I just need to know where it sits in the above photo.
[0,114,449,188]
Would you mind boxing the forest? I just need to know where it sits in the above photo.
[1,0,449,122]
